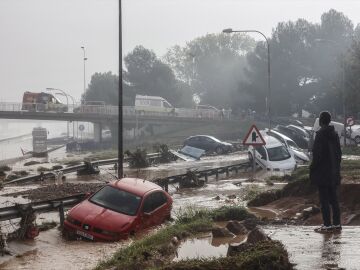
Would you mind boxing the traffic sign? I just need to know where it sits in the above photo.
[346,117,355,127]
[79,124,85,131]
[243,125,266,146]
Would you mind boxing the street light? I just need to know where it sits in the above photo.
[55,92,77,139]
[223,28,271,129]
[46,87,69,139]
[314,38,347,146]
[81,46,88,103]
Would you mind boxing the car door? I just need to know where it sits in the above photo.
[141,191,169,228]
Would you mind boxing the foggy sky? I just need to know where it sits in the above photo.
[1,0,360,102]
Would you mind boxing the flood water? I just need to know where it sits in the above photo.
[2,121,360,269]
[264,226,360,270]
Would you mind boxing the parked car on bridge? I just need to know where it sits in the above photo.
[135,95,176,115]
[63,178,172,241]
[22,91,68,112]
[183,135,233,154]
[248,134,296,172]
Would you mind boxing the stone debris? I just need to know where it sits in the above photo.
[226,221,248,235]
[211,227,234,238]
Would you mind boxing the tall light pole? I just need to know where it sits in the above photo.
[46,87,69,139]
[314,38,346,146]
[223,28,271,129]
[55,92,77,138]
[119,0,123,178]
[81,46,88,103]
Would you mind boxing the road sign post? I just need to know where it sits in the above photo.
[243,125,266,179]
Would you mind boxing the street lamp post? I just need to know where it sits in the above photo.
[81,46,88,103]
[314,38,347,146]
[55,92,77,138]
[222,28,271,129]
[46,87,69,139]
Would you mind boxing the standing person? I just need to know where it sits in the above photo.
[310,111,342,232]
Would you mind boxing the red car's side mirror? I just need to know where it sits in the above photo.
[85,192,91,199]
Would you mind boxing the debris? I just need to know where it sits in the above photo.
[211,227,234,238]
[0,165,11,172]
[77,161,100,175]
[24,161,41,166]
[179,170,205,188]
[125,149,149,168]
[246,228,270,244]
[226,221,247,235]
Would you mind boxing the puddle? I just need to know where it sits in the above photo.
[174,233,246,261]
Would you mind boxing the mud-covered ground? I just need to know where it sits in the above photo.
[3,183,105,202]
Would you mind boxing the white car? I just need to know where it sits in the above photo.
[347,125,360,144]
[248,134,296,172]
[267,129,310,163]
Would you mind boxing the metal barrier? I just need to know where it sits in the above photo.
[0,102,232,120]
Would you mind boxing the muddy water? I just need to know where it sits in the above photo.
[0,229,129,270]
[125,152,248,180]
[0,176,256,269]
[264,226,360,270]
[174,233,247,261]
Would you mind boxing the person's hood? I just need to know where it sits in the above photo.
[317,125,338,140]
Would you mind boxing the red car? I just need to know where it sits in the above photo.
[63,178,173,241]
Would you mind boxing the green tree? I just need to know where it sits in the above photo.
[124,45,183,106]
[83,71,119,105]
[164,33,255,110]
[241,9,355,116]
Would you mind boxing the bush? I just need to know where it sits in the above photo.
[125,148,149,168]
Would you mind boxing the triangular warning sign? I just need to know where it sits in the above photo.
[243,125,266,146]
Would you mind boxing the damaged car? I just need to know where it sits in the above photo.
[63,178,172,241]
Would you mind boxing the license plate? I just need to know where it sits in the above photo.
[76,230,94,240]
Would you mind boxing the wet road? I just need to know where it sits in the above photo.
[264,226,360,270]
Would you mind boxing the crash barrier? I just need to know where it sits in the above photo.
[0,194,86,222]
[154,161,251,192]
[0,160,252,224]
[3,153,162,186]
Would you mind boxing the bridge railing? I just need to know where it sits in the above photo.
[0,102,232,119]
[0,102,75,113]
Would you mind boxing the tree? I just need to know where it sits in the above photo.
[164,33,255,109]
[83,72,119,105]
[123,45,183,106]
[342,41,360,116]
[241,9,355,116]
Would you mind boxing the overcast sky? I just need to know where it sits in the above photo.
[1,0,360,102]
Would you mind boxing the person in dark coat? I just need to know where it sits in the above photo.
[310,111,342,232]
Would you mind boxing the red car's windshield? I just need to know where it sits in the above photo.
[89,186,141,216]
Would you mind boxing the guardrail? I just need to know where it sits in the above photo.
[0,160,251,222]
[0,194,86,222]
[0,103,232,120]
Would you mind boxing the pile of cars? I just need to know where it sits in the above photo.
[248,121,312,172]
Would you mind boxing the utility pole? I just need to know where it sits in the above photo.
[118,0,123,178]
